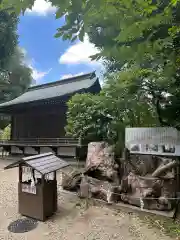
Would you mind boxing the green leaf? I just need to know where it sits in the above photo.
[55,8,64,19]
[54,31,62,38]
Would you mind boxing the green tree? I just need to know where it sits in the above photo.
[102,70,159,127]
[0,10,32,104]
[0,10,18,70]
[1,124,10,140]
[66,93,115,142]
[1,47,32,102]
[0,47,32,129]
[66,71,158,141]
[53,0,180,129]
[0,10,32,129]
[2,0,180,129]
[65,71,159,155]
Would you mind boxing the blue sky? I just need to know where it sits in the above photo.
[18,0,103,85]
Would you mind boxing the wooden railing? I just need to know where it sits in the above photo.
[0,137,81,145]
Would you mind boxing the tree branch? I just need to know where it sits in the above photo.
[152,160,178,177]
[150,90,169,127]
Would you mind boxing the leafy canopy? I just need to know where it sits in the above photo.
[66,70,159,143]
[0,10,32,103]
[2,0,180,135]
[0,10,32,128]
[2,47,33,102]
[0,10,18,70]
[66,93,116,142]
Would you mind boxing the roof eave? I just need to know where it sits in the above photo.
[0,77,100,112]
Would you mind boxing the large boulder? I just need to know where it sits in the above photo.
[85,142,120,183]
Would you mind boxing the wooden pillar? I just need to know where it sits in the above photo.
[41,174,45,187]
[54,171,57,212]
[10,116,14,140]
[19,164,22,183]
[52,147,57,156]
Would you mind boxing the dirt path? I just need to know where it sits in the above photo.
[0,159,175,240]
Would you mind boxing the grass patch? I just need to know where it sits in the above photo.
[141,214,180,239]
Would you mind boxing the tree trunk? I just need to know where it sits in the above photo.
[79,175,121,203]
[152,160,178,177]
[85,142,120,183]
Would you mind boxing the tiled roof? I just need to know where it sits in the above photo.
[4,152,70,175]
[0,72,100,108]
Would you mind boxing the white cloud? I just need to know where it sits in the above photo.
[59,35,100,66]
[31,67,52,81]
[61,72,84,80]
[26,0,56,16]
[18,47,52,84]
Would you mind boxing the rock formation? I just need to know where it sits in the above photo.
[61,142,178,212]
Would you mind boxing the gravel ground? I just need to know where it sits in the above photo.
[0,159,175,240]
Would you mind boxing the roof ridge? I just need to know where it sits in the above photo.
[28,71,96,92]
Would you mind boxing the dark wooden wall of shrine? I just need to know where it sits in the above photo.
[9,78,101,140]
[11,103,67,139]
